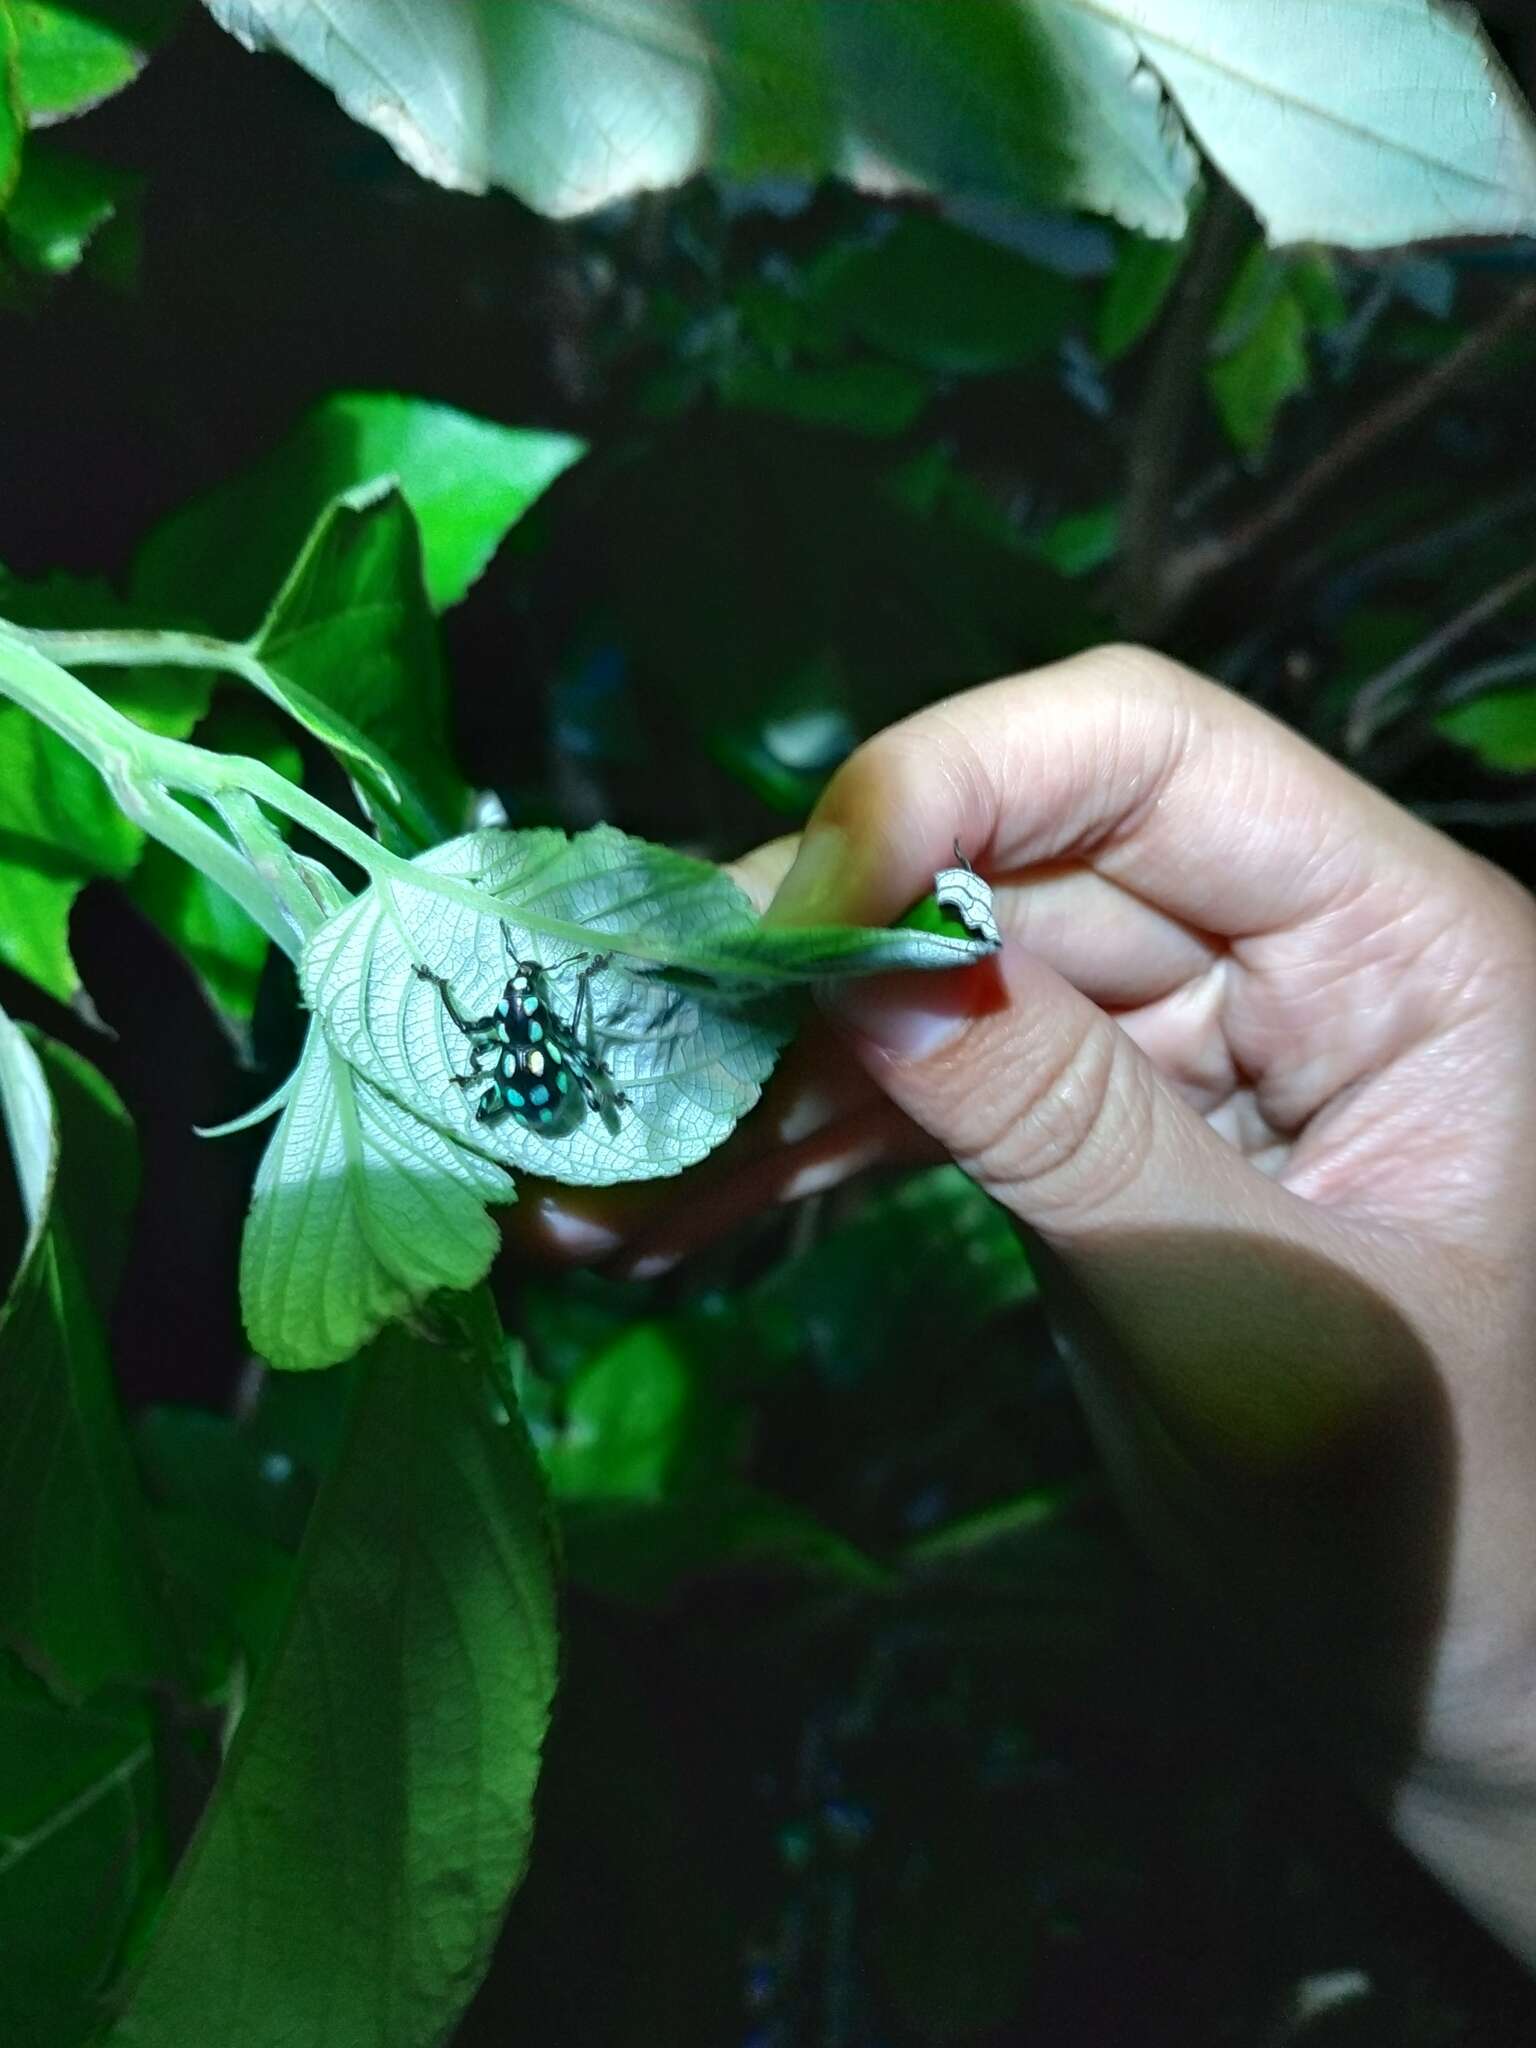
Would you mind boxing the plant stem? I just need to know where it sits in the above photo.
[1116,181,1250,638]
[1170,281,1536,610]
[1344,555,1536,753]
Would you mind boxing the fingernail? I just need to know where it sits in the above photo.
[826,974,970,1062]
[764,826,852,927]
[535,1204,624,1262]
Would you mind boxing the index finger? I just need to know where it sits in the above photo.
[765,646,1469,941]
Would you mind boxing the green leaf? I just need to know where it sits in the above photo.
[244,480,465,849]
[3,140,135,274]
[807,215,1080,377]
[105,1310,560,2048]
[1437,689,1536,771]
[0,1017,180,1699]
[1097,228,1186,361]
[240,1020,513,1373]
[1104,0,1536,247]
[11,0,182,122]
[718,357,931,436]
[201,0,1196,233]
[0,4,22,212]
[1206,244,1312,455]
[133,390,584,624]
[559,1488,887,1604]
[0,1657,166,2048]
[752,1165,1036,1390]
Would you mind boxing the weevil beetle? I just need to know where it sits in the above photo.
[417,942,629,1136]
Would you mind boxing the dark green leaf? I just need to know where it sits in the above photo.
[718,356,930,436]
[808,214,1080,377]
[1097,228,1186,361]
[105,1309,560,2048]
[0,1020,180,1700]
[4,141,135,274]
[0,1656,166,2048]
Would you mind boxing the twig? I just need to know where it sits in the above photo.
[1166,281,1536,614]
[1344,555,1536,753]
[1432,641,1536,711]
[1115,181,1250,637]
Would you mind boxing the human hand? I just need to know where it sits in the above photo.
[529,647,1536,1961]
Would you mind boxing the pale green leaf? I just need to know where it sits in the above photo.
[201,0,1197,233]
[105,1311,560,2048]
[301,825,997,1192]
[1104,0,1536,247]
[241,1020,513,1373]
[0,1017,180,1699]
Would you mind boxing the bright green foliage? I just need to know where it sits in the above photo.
[1437,690,1536,771]
[105,1309,560,2048]
[10,0,182,122]
[0,1018,180,1702]
[133,390,585,624]
[0,6,25,211]
[244,480,464,847]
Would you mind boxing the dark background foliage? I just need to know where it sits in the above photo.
[5,6,1536,2043]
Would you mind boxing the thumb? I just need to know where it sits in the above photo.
[819,945,1413,1472]
[823,940,1263,1247]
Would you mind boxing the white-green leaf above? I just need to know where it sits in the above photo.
[201,0,1197,234]
[199,0,1536,247]
[241,1021,513,1372]
[1095,0,1536,247]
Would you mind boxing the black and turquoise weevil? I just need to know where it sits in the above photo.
[416,938,629,1135]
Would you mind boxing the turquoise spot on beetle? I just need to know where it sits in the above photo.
[530,1084,549,1107]
[528,1020,544,1043]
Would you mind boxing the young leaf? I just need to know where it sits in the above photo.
[11,0,182,123]
[244,480,465,848]
[104,1310,560,2048]
[0,1016,181,1699]
[240,1019,513,1373]
[133,390,585,626]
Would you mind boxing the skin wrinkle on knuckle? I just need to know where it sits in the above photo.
[948,1005,1141,1215]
